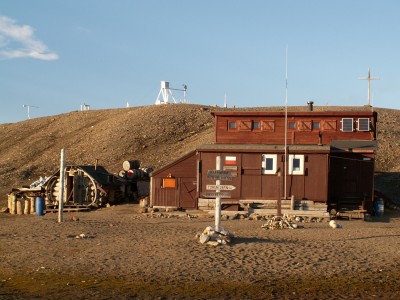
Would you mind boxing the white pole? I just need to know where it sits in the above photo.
[284,45,288,200]
[215,156,222,232]
[58,149,66,223]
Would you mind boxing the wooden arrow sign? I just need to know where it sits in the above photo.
[207,169,232,181]
[203,192,231,199]
[206,184,236,191]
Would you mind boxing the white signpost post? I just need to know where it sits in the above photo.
[58,149,65,223]
[205,156,235,232]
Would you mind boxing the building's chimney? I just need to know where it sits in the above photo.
[307,101,314,111]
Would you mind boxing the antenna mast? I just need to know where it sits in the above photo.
[22,104,39,119]
[284,46,288,200]
[155,81,188,105]
[359,68,379,106]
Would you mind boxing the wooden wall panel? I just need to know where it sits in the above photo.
[214,113,377,145]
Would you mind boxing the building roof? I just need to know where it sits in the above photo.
[211,110,377,118]
[151,150,197,176]
[330,140,377,152]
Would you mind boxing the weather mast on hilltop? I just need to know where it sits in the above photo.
[155,81,188,105]
[359,68,380,107]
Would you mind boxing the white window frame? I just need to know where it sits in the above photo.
[341,118,354,132]
[357,118,370,131]
[262,154,277,175]
[288,154,304,175]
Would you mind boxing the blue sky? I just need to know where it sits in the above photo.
[1,0,399,123]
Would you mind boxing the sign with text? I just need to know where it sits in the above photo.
[207,169,232,181]
[206,184,236,191]
[203,192,231,198]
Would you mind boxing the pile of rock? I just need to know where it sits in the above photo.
[261,215,304,230]
[197,226,233,246]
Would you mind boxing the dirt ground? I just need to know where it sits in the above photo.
[1,205,400,299]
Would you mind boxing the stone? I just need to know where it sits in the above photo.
[199,234,210,244]
[206,241,219,247]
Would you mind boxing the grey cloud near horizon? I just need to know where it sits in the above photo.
[0,16,59,61]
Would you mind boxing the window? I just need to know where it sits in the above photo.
[228,121,237,130]
[288,154,304,175]
[253,121,260,130]
[262,154,277,175]
[313,121,320,130]
[289,121,296,130]
[341,118,354,132]
[357,118,370,131]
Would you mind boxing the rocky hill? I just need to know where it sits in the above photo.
[1,104,399,206]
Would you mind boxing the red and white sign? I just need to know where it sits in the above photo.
[225,156,236,165]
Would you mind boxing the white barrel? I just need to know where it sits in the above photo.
[24,199,30,215]
[123,160,140,171]
[30,197,36,214]
[16,200,22,215]
[9,195,16,215]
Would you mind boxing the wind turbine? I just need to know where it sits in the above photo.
[22,104,39,119]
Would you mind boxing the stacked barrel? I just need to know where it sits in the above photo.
[119,160,153,180]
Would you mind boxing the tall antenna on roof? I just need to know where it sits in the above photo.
[224,93,227,108]
[284,45,288,200]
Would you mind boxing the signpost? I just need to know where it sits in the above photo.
[214,157,222,231]
[58,149,65,223]
[207,158,236,232]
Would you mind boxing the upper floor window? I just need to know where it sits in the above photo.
[228,121,237,130]
[357,118,370,131]
[341,118,354,132]
[289,121,296,130]
[253,121,260,130]
[313,121,320,130]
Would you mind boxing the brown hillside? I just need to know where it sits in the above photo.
[1,104,399,206]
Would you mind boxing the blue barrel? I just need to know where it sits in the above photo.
[35,197,45,216]
[374,199,384,217]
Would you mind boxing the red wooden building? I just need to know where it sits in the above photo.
[150,107,377,213]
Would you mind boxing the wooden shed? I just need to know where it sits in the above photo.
[150,150,198,209]
[150,108,378,213]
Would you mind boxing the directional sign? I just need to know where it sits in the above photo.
[203,192,231,198]
[206,184,236,191]
[207,169,233,181]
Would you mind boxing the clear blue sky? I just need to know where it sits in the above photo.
[1,0,399,124]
